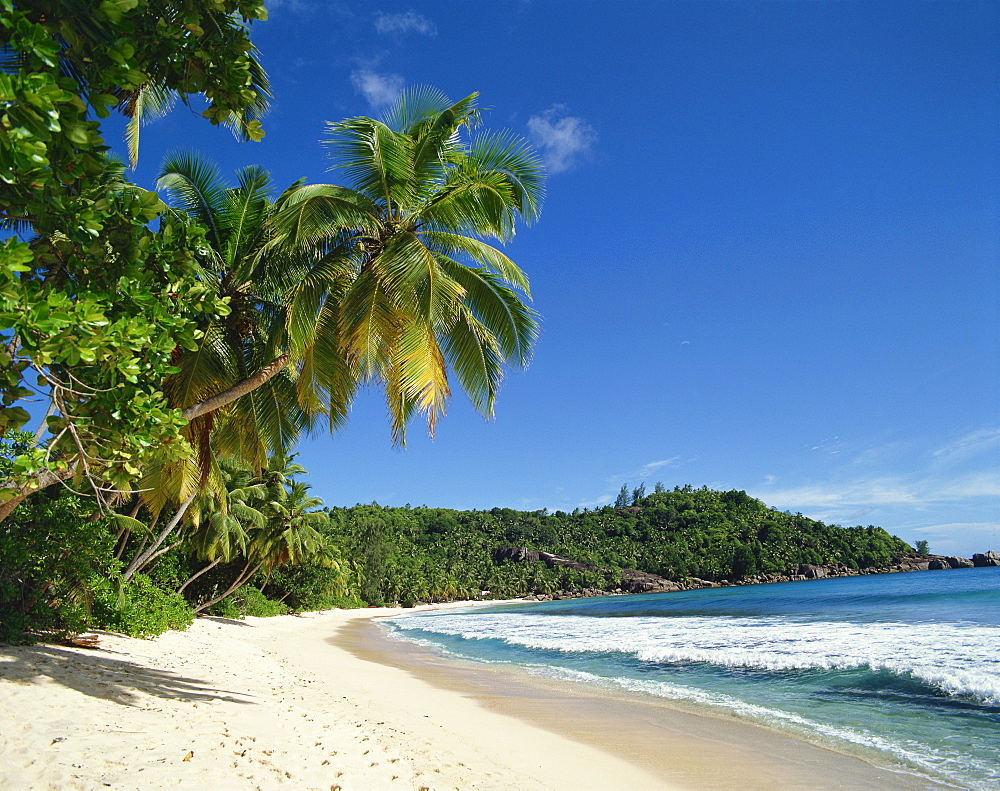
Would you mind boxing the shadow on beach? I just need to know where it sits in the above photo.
[0,643,253,708]
[198,615,255,627]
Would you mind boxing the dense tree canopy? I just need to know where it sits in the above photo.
[316,486,914,605]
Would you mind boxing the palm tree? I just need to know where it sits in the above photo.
[175,88,543,440]
[135,89,542,534]
[191,479,331,613]
[155,154,312,481]
[173,461,267,593]
[270,87,543,441]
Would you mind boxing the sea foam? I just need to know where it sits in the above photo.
[392,613,1000,704]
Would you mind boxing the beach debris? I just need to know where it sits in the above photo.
[181,751,194,762]
[66,634,101,649]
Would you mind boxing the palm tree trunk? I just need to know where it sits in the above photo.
[181,353,290,421]
[193,559,265,613]
[0,354,291,526]
[116,510,158,561]
[177,558,223,595]
[122,491,197,581]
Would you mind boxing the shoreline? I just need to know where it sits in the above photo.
[355,609,952,790]
[0,602,954,789]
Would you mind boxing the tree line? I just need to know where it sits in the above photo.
[1,444,915,641]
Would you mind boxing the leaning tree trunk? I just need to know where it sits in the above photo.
[122,491,197,581]
[0,355,291,526]
[177,557,223,595]
[180,353,290,421]
[192,559,265,614]
[0,464,77,522]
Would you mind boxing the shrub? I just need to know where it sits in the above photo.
[210,587,288,619]
[91,574,193,638]
[0,485,117,643]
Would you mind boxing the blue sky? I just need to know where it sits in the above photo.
[118,1,998,558]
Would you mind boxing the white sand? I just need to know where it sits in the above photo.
[0,605,672,790]
[0,604,944,790]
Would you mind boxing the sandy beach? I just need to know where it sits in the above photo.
[0,604,945,790]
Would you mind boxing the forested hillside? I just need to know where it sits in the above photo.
[319,486,912,605]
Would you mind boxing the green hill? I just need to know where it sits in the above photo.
[319,486,912,606]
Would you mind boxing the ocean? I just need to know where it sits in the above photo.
[383,567,1000,790]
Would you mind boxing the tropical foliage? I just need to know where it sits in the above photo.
[0,0,268,518]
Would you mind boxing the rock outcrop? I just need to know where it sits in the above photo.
[494,546,682,594]
[494,546,997,601]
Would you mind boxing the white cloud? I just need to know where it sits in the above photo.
[527,106,597,173]
[936,471,1000,498]
[754,473,986,512]
[910,522,1000,555]
[638,458,681,478]
[350,69,404,107]
[575,492,617,510]
[608,457,684,485]
[375,10,437,36]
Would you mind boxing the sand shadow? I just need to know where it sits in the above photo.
[198,615,255,627]
[0,644,254,708]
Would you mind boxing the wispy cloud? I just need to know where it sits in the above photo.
[575,457,686,509]
[638,458,681,478]
[609,457,684,484]
[932,427,1000,466]
[350,69,404,107]
[757,471,1000,515]
[575,492,619,510]
[913,521,1000,538]
[375,10,437,36]
[910,521,1000,555]
[527,105,597,173]
[266,0,315,12]
[806,436,843,454]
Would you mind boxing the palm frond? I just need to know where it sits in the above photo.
[325,117,414,212]
[382,85,457,133]
[377,231,466,322]
[269,183,382,249]
[421,231,532,295]
[296,296,357,433]
[467,130,545,224]
[436,256,539,365]
[339,269,402,378]
[391,318,451,434]
[122,83,178,167]
[156,151,228,244]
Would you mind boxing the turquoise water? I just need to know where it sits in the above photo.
[384,568,1000,789]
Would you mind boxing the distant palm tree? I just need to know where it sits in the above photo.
[191,479,331,613]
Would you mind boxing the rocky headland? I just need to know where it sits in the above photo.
[493,547,1000,602]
